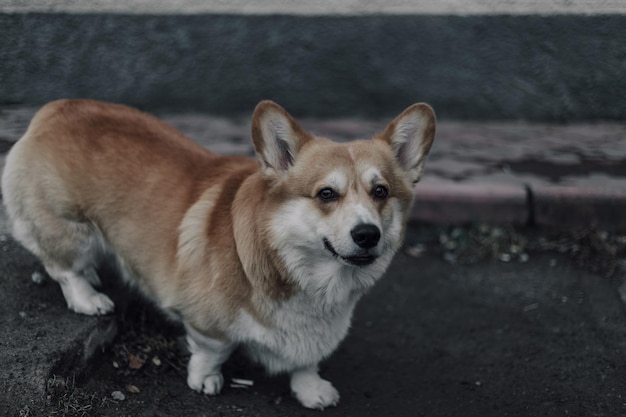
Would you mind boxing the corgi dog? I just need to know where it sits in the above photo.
[1,99,435,409]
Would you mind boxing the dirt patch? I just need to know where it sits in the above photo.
[406,223,626,278]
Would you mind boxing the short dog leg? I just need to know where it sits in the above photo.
[46,265,114,316]
[185,325,235,395]
[290,365,340,410]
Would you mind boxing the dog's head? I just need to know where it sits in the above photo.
[251,101,435,301]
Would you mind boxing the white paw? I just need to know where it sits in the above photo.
[292,377,340,410]
[68,292,115,316]
[187,372,224,395]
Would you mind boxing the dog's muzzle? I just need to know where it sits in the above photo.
[323,238,377,267]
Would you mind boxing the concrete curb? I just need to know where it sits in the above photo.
[411,182,626,231]
[532,185,626,230]
[412,182,528,225]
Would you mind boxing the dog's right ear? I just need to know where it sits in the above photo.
[251,101,312,180]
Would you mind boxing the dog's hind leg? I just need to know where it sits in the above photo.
[11,214,114,316]
[45,263,114,315]
[2,136,114,316]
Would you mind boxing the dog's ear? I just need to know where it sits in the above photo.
[376,103,436,184]
[251,101,312,180]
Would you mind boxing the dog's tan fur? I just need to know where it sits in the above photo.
[2,99,435,409]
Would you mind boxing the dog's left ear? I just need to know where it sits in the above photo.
[251,100,312,180]
[376,103,436,184]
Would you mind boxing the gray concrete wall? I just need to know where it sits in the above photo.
[1,9,625,120]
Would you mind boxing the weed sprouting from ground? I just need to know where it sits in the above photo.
[18,405,32,417]
[46,374,109,417]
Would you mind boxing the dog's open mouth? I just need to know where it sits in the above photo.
[323,238,377,267]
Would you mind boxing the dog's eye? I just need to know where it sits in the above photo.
[317,188,337,202]
[373,185,389,200]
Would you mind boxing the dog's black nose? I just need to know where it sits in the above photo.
[351,224,381,249]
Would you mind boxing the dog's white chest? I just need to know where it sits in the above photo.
[232,294,359,374]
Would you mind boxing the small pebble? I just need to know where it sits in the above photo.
[126,384,140,394]
[111,391,125,401]
[519,253,529,263]
[31,272,45,285]
[498,253,511,263]
[443,252,457,264]
[404,244,426,258]
[451,227,463,238]
[127,353,145,370]
[151,356,162,366]
[445,241,457,250]
[523,303,539,313]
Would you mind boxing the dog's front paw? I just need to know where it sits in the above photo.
[291,371,340,410]
[187,371,224,395]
